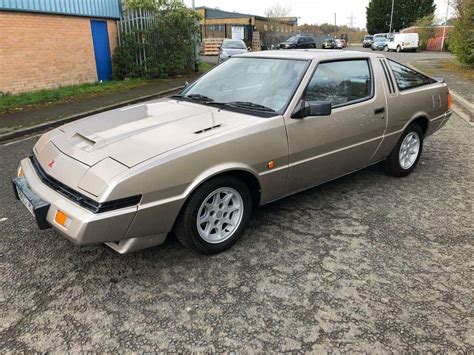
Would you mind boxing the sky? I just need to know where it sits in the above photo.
[183,0,452,29]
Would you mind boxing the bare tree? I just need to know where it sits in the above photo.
[264,3,292,18]
[263,3,292,48]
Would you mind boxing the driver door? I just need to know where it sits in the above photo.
[285,58,387,194]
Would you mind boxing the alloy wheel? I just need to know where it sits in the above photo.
[196,187,244,244]
[399,132,420,169]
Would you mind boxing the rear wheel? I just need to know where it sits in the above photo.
[385,123,424,177]
[174,175,253,254]
[397,45,402,52]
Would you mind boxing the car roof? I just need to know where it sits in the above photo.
[237,49,383,61]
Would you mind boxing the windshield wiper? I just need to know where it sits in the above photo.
[171,93,217,102]
[228,101,275,112]
[186,93,216,102]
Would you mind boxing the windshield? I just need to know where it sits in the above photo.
[222,40,246,49]
[287,36,299,43]
[374,37,387,42]
[364,35,373,40]
[182,57,309,114]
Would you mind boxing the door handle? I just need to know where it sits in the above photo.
[374,107,385,114]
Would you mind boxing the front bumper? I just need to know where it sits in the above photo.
[14,157,137,246]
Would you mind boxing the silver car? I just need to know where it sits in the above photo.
[13,51,452,254]
[218,39,248,63]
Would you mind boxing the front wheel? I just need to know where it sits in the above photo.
[396,45,401,52]
[174,176,253,254]
[385,123,424,177]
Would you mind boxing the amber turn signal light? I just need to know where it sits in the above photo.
[55,210,71,228]
[447,91,452,109]
[267,160,275,169]
[17,166,24,177]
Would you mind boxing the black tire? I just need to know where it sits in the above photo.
[174,175,253,254]
[385,123,424,177]
[396,45,401,53]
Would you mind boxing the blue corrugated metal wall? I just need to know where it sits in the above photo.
[0,0,122,19]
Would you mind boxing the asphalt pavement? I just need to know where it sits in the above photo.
[1,110,473,351]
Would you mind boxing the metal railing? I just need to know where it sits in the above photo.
[117,9,161,74]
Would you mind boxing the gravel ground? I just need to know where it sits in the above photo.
[0,112,473,352]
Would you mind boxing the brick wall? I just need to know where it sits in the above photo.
[0,12,117,94]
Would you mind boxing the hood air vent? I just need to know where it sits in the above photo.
[194,124,222,134]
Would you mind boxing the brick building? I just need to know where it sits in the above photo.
[195,6,298,44]
[0,0,122,94]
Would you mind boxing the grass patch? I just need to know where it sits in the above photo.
[412,58,474,82]
[0,79,148,114]
[438,59,474,82]
[198,61,212,73]
[0,63,214,114]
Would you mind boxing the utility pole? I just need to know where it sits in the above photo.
[440,0,450,51]
[334,12,337,34]
[389,0,395,33]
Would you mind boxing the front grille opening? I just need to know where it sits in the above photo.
[194,124,222,134]
[30,155,141,214]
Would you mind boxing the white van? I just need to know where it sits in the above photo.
[387,33,419,52]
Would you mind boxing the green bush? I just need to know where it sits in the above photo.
[113,3,200,79]
[449,0,474,65]
[414,15,435,50]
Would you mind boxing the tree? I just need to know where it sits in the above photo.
[123,0,183,11]
[413,14,436,49]
[449,0,474,64]
[113,1,200,79]
[262,3,292,48]
[366,0,436,34]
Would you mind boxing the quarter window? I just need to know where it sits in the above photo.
[388,60,433,91]
[303,59,372,107]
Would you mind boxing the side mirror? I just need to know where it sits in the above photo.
[291,100,332,119]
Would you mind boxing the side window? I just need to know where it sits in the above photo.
[303,59,372,107]
[388,60,432,91]
[298,37,304,44]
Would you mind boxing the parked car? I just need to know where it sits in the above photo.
[386,33,419,52]
[373,33,389,41]
[362,35,374,47]
[371,36,388,50]
[322,38,335,49]
[278,35,316,49]
[13,51,452,255]
[335,39,344,49]
[218,39,248,63]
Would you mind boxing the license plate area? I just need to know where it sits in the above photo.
[12,177,51,230]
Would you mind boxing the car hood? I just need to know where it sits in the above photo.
[222,48,247,56]
[47,100,259,168]
[279,41,295,46]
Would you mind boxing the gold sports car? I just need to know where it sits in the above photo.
[13,50,452,254]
